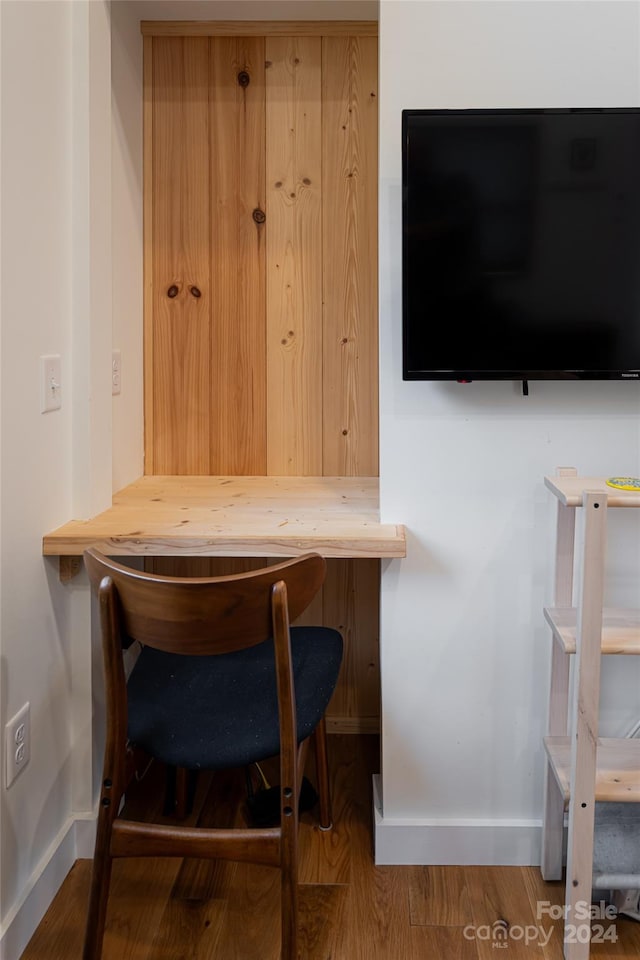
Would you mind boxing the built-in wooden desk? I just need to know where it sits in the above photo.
[43,475,406,579]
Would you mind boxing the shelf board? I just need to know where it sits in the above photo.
[544,737,640,803]
[545,475,640,508]
[544,606,640,655]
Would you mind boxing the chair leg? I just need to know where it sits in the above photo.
[313,716,332,830]
[280,812,299,960]
[164,764,195,819]
[82,805,114,960]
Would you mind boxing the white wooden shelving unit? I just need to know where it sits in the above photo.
[541,468,640,960]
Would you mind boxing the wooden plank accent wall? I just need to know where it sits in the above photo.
[147,558,265,578]
[145,31,378,478]
[322,37,378,478]
[265,37,323,476]
[143,36,154,470]
[210,37,267,475]
[143,26,380,732]
[323,559,381,734]
[151,38,211,475]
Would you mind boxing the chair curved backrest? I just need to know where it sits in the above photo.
[84,548,326,654]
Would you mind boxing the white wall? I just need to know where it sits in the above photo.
[377,0,640,864]
[0,1,75,951]
[0,2,113,955]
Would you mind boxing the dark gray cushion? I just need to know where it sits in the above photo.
[126,626,343,770]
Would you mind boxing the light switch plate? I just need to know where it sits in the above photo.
[41,355,61,412]
[112,349,121,396]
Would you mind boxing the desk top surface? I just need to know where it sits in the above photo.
[43,475,406,560]
[545,475,640,508]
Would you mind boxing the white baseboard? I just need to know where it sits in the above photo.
[0,814,96,960]
[373,775,541,866]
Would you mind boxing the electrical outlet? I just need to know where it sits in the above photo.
[5,702,30,787]
[112,349,121,395]
[40,355,61,412]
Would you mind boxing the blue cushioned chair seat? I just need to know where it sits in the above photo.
[127,626,343,770]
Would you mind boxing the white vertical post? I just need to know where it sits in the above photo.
[564,491,607,959]
[542,467,577,880]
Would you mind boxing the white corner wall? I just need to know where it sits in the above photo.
[0,2,75,954]
[0,2,113,956]
[377,0,640,864]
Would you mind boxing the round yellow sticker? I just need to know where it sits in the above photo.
[606,477,640,491]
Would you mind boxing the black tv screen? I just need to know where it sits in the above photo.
[402,108,640,381]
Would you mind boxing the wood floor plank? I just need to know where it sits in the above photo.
[521,864,566,960]
[409,924,480,960]
[298,883,349,960]
[342,864,413,960]
[170,768,245,902]
[408,864,473,926]
[146,898,227,960]
[466,865,544,960]
[101,858,184,960]
[597,919,640,958]
[17,860,90,959]
[206,862,281,960]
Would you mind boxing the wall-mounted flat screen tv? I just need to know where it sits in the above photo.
[402,108,640,381]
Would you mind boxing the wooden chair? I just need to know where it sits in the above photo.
[82,549,343,960]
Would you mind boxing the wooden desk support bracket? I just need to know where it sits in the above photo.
[59,556,83,582]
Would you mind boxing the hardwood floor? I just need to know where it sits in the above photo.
[22,736,640,959]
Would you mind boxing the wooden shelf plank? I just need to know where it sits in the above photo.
[544,475,640,507]
[544,606,640,655]
[544,737,640,803]
[43,476,406,560]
